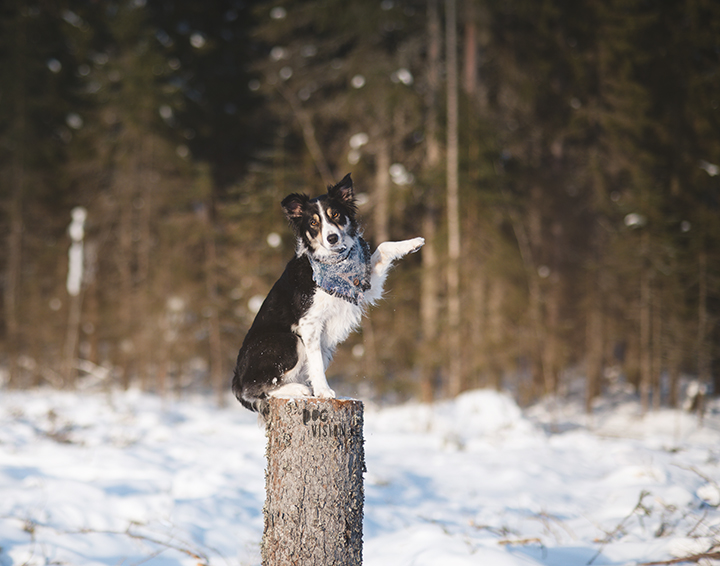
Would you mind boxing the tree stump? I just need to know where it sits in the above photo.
[262,397,365,566]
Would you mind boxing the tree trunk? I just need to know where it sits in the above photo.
[585,295,603,413]
[667,317,681,409]
[470,267,487,388]
[639,231,651,415]
[425,0,442,168]
[445,0,462,397]
[263,397,364,566]
[116,145,136,390]
[202,167,224,407]
[373,136,391,244]
[275,82,333,186]
[544,222,563,395]
[506,194,545,400]
[419,210,439,402]
[463,0,477,96]
[63,292,83,387]
[137,141,153,391]
[488,278,505,390]
[697,249,709,424]
[4,12,26,387]
[651,290,662,410]
[418,0,442,403]
[585,225,604,413]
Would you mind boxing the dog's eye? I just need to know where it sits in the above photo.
[330,211,340,220]
[310,219,319,228]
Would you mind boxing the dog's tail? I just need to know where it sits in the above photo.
[238,394,269,422]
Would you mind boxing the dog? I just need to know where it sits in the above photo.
[232,173,424,417]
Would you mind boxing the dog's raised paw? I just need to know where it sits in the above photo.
[409,237,425,253]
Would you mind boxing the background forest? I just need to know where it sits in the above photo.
[1,0,718,412]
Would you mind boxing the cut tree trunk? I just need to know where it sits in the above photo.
[263,397,365,566]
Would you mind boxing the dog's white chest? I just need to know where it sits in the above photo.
[295,288,363,350]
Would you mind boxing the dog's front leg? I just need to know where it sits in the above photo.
[366,238,425,302]
[306,343,335,398]
[297,323,336,399]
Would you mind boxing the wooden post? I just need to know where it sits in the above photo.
[262,397,365,566]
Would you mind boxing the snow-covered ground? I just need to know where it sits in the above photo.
[1,386,719,566]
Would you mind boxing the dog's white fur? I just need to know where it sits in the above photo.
[269,237,425,400]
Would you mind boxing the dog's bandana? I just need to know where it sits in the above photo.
[307,239,372,305]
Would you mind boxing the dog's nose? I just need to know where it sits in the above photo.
[327,234,339,245]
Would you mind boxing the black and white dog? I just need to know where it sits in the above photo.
[232,173,424,417]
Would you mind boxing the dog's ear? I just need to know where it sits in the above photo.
[281,193,309,220]
[327,173,355,205]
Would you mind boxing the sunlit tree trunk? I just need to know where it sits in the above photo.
[418,0,442,402]
[419,211,439,402]
[445,0,462,397]
[4,12,26,387]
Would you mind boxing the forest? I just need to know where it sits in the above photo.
[1,0,718,412]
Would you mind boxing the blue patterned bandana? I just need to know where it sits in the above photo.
[307,239,372,305]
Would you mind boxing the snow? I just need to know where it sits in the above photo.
[1,387,719,565]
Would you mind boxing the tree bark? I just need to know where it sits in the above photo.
[263,397,364,566]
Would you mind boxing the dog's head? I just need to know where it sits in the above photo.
[281,173,359,259]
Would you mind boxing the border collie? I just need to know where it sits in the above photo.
[232,173,424,417]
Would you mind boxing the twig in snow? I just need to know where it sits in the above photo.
[672,464,714,485]
[2,515,211,565]
[685,510,709,538]
[73,524,210,564]
[588,490,652,565]
[638,550,720,565]
[535,510,577,543]
[498,537,543,546]
[469,520,521,539]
